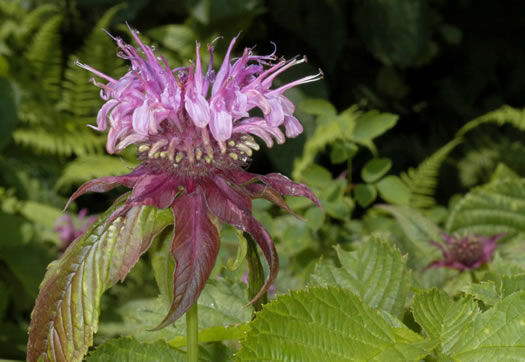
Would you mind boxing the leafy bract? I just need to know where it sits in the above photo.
[87,337,185,362]
[27,203,172,362]
[311,236,410,318]
[237,286,434,361]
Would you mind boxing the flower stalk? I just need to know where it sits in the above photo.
[186,302,199,362]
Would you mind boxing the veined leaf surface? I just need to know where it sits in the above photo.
[27,203,172,361]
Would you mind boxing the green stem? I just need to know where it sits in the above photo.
[186,302,199,362]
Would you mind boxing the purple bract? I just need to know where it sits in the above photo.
[426,232,504,271]
[69,26,322,328]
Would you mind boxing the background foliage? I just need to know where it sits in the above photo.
[2,0,525,360]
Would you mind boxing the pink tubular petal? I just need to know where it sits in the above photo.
[132,100,150,135]
[185,93,210,127]
[210,107,233,142]
[212,35,238,96]
[90,99,118,131]
[266,97,285,127]
[153,191,220,330]
[283,115,303,138]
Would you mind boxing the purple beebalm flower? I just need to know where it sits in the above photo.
[69,26,322,329]
[54,209,97,251]
[425,232,505,271]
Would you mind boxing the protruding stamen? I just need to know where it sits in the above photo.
[195,148,203,160]
[175,152,184,162]
[236,143,253,156]
[229,152,239,160]
[243,140,260,150]
[138,144,150,152]
[149,139,168,158]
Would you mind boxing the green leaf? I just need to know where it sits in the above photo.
[330,139,358,164]
[412,289,479,354]
[377,205,441,270]
[237,286,434,361]
[362,158,392,183]
[299,98,337,116]
[376,175,411,205]
[311,236,410,318]
[354,183,377,208]
[462,281,501,306]
[305,206,325,231]
[447,291,525,360]
[27,204,172,362]
[87,337,185,362]
[224,227,248,271]
[301,164,332,189]
[446,178,525,238]
[0,78,17,150]
[501,274,525,297]
[353,111,398,142]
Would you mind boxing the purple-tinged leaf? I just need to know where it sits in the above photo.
[243,183,301,219]
[27,203,172,362]
[154,190,220,330]
[64,165,148,209]
[204,179,278,304]
[258,173,322,209]
[128,174,183,209]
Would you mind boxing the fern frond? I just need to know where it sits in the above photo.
[61,5,126,119]
[17,4,59,43]
[457,106,525,137]
[400,138,462,209]
[24,14,63,101]
[458,137,525,187]
[13,127,104,157]
[55,155,138,190]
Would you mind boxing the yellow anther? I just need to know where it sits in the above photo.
[160,151,168,158]
[244,140,260,150]
[228,140,235,147]
[204,156,212,164]
[229,152,239,160]
[175,152,184,162]
[138,145,150,152]
[236,144,253,156]
[195,148,203,160]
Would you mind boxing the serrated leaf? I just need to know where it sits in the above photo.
[377,205,441,270]
[501,274,525,297]
[237,286,434,361]
[447,291,525,360]
[412,289,479,355]
[446,178,525,239]
[311,236,410,318]
[27,203,172,362]
[462,281,501,306]
[362,158,392,183]
[354,183,377,208]
[376,175,410,205]
[87,337,185,362]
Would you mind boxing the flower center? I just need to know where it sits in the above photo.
[136,133,260,177]
[450,236,483,266]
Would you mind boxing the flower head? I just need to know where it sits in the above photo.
[54,209,97,251]
[69,26,322,329]
[426,232,504,271]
